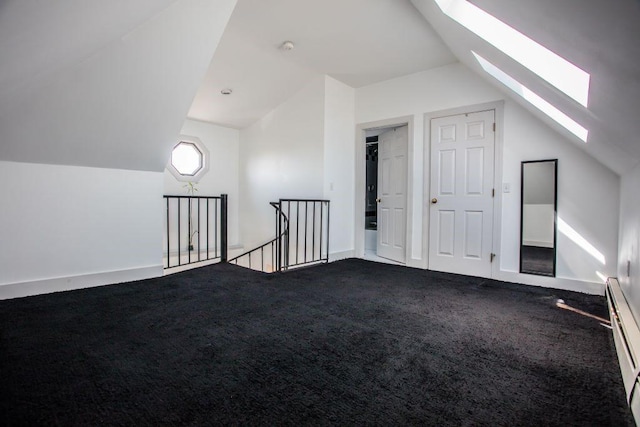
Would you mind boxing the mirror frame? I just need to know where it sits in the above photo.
[519,159,558,277]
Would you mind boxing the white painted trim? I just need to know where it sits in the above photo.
[495,269,604,295]
[492,102,506,279]
[362,252,405,266]
[405,119,416,267]
[607,277,640,402]
[406,258,424,269]
[354,116,413,265]
[0,265,163,300]
[522,240,554,248]
[355,125,366,259]
[422,101,506,276]
[329,249,355,262]
[166,135,210,183]
[163,259,221,275]
[184,116,228,127]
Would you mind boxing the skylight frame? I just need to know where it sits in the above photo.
[434,0,590,107]
[473,52,588,142]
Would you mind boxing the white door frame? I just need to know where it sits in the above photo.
[422,101,504,277]
[355,116,414,263]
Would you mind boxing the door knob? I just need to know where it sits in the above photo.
[431,198,438,204]
[376,198,381,203]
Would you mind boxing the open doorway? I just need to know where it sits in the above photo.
[364,133,378,256]
[362,125,408,264]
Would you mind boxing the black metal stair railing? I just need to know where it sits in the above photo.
[229,202,287,272]
[163,194,227,269]
[280,199,330,270]
[230,199,330,273]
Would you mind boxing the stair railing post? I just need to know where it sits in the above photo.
[276,203,281,271]
[326,200,330,263]
[284,201,289,270]
[221,194,228,262]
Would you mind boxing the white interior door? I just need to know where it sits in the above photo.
[429,110,495,278]
[377,126,408,263]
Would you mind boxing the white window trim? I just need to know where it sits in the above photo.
[167,135,210,182]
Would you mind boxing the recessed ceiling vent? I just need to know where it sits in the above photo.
[280,41,295,51]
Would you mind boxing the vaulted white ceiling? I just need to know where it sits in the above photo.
[0,0,174,111]
[1,0,638,175]
[187,0,456,128]
[411,0,640,173]
[0,0,237,172]
[188,0,640,174]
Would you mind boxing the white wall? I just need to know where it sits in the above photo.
[0,0,237,173]
[522,204,554,247]
[237,75,355,259]
[357,63,499,265]
[164,119,240,247]
[239,76,325,249]
[0,161,164,299]
[619,163,640,325]
[323,76,356,256]
[0,1,238,299]
[500,101,619,289]
[523,161,555,205]
[355,62,619,293]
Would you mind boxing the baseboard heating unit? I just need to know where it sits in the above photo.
[607,277,640,424]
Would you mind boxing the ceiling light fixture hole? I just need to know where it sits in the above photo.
[280,41,295,51]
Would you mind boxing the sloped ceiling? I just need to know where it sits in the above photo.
[0,0,237,172]
[0,0,173,108]
[188,0,456,129]
[2,0,637,175]
[411,0,640,174]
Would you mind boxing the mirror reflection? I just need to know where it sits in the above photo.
[520,160,557,276]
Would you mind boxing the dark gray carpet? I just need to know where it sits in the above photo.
[0,259,632,426]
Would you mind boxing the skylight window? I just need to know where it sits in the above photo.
[473,52,588,142]
[434,0,590,107]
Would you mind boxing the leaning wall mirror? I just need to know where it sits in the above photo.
[520,159,557,276]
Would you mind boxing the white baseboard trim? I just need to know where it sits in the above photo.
[163,259,221,275]
[330,249,603,295]
[329,250,355,262]
[0,264,163,300]
[607,277,640,408]
[406,258,426,269]
[522,240,554,248]
[494,270,604,295]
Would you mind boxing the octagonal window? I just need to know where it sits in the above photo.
[167,136,209,182]
[171,142,202,176]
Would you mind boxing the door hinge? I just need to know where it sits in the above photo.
[490,253,496,263]
[493,122,496,132]
[492,188,495,197]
